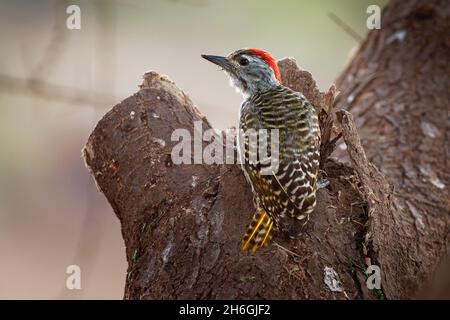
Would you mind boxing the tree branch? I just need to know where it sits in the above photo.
[83,0,450,299]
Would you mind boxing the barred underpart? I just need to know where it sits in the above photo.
[239,85,321,251]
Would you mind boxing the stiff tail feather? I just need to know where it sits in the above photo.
[241,208,274,253]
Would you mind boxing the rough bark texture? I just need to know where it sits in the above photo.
[83,0,449,299]
[83,66,373,299]
[334,0,450,299]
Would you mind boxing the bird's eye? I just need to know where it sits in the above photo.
[238,57,249,66]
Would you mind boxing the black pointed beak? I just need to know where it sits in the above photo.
[201,54,232,71]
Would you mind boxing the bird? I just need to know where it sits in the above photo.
[202,49,320,253]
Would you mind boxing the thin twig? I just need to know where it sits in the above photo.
[0,74,111,108]
[274,242,301,258]
[29,0,69,80]
[328,12,365,43]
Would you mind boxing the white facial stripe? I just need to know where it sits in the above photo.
[226,52,280,98]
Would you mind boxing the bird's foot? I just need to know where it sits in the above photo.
[252,197,258,209]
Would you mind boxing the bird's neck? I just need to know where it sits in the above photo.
[245,78,279,98]
[245,84,282,101]
[231,75,280,100]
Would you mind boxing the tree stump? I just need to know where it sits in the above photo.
[83,0,449,299]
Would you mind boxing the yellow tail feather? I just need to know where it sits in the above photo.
[241,208,274,253]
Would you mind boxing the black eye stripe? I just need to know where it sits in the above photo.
[238,57,249,66]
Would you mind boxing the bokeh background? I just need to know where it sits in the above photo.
[0,0,387,299]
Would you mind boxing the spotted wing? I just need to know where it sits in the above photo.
[239,86,320,231]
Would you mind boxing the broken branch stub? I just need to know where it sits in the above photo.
[83,0,450,300]
[83,58,381,299]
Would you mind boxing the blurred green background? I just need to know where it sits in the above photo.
[0,0,387,299]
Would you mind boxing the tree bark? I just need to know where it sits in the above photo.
[334,0,450,299]
[83,0,449,299]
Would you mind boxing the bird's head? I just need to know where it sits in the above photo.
[202,48,281,98]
